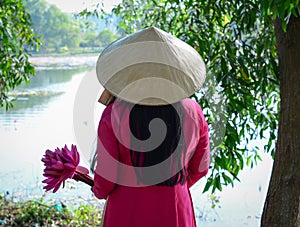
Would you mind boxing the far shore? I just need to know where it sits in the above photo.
[29,54,98,68]
[29,48,103,58]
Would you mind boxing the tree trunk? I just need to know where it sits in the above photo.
[261,16,300,226]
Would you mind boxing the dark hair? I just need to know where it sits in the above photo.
[129,102,187,186]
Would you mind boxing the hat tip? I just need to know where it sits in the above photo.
[145,26,160,32]
[143,26,167,38]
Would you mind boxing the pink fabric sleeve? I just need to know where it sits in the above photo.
[187,104,210,188]
[93,106,119,199]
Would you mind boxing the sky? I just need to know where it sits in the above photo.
[45,0,122,13]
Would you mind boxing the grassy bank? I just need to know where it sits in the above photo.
[0,193,102,226]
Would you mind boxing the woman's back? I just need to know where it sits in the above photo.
[93,98,210,227]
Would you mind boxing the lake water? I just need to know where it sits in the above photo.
[0,56,273,226]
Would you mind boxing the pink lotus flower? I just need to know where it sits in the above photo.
[41,144,94,193]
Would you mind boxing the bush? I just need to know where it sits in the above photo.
[0,194,102,226]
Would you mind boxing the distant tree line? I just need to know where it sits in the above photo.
[24,0,120,53]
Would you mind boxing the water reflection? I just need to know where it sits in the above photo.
[1,67,92,114]
[19,67,90,90]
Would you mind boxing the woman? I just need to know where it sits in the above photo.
[92,27,210,227]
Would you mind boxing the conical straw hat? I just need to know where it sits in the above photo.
[96,27,206,105]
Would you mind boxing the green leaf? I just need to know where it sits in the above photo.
[203,177,213,193]
[216,175,222,191]
[222,172,232,185]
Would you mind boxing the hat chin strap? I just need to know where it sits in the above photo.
[98,89,115,106]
